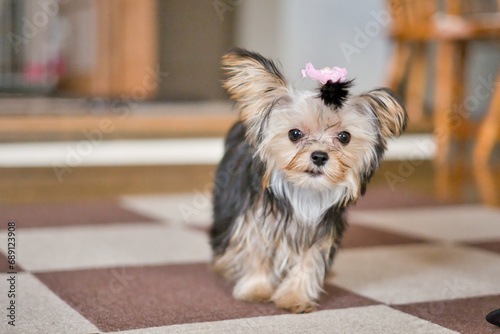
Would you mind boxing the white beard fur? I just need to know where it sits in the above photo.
[269,170,347,225]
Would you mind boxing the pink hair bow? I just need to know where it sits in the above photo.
[301,63,347,85]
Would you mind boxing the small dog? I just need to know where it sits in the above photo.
[210,48,407,313]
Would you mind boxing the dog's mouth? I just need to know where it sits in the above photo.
[305,170,323,177]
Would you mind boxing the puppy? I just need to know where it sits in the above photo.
[210,48,407,313]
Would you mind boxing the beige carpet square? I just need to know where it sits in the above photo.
[0,224,211,272]
[330,244,500,304]
[0,273,98,334]
[350,205,500,242]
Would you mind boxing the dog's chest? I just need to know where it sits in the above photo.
[270,172,345,225]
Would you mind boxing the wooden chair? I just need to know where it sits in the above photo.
[386,0,500,167]
[386,0,438,125]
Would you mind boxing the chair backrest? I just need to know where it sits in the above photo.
[389,0,500,40]
[387,0,439,40]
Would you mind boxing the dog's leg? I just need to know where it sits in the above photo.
[215,249,275,302]
[271,243,331,313]
[233,262,275,303]
[215,246,275,303]
[232,226,276,302]
[215,217,277,303]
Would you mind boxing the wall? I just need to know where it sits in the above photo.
[235,0,500,117]
[157,0,235,100]
[236,0,391,94]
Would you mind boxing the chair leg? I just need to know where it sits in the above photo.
[433,41,456,167]
[386,41,411,92]
[453,42,470,163]
[405,42,428,124]
[474,164,498,206]
[473,71,500,165]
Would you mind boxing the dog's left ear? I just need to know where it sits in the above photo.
[351,88,408,138]
[222,48,290,146]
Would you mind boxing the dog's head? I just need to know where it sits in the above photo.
[222,48,407,200]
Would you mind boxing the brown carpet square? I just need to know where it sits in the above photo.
[0,252,23,273]
[342,224,425,248]
[353,187,461,210]
[0,201,158,228]
[36,263,378,332]
[467,241,500,254]
[392,295,500,334]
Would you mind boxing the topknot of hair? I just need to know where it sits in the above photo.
[319,79,354,109]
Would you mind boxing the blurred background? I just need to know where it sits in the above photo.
[0,0,499,205]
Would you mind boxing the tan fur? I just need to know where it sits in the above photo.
[222,54,289,146]
[261,168,272,190]
[213,202,339,313]
[257,91,380,197]
[271,237,333,312]
[353,89,407,138]
[213,88,396,312]
[216,50,407,313]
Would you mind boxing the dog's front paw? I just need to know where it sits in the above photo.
[272,291,317,313]
[274,297,317,314]
[288,302,317,314]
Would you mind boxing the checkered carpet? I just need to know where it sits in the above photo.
[1,188,500,333]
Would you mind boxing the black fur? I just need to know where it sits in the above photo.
[211,121,296,255]
[359,132,386,196]
[319,206,347,264]
[210,121,263,255]
[320,205,348,243]
[322,205,348,272]
[319,79,354,109]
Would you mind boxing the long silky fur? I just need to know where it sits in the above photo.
[211,49,408,313]
[221,48,290,147]
[211,121,347,256]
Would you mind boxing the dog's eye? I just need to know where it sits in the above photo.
[288,129,303,142]
[337,131,351,145]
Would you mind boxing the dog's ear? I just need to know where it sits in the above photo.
[351,88,407,138]
[222,48,290,145]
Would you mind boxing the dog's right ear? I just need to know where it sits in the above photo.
[350,88,407,139]
[222,48,290,146]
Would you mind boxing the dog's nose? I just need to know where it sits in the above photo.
[311,151,329,167]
